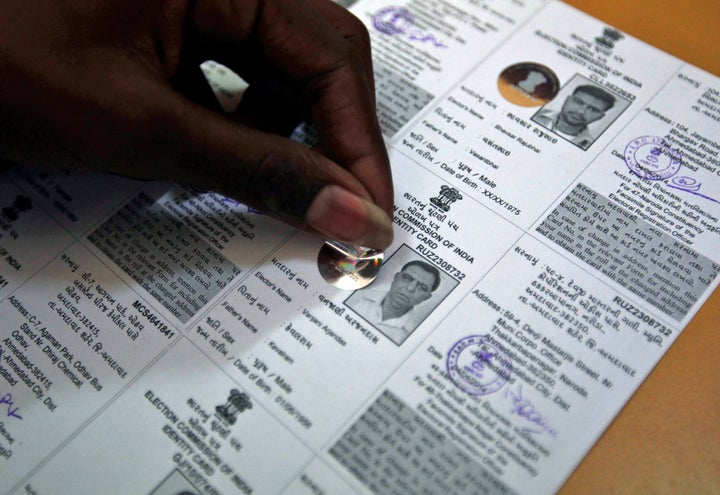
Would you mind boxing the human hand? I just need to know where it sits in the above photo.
[0,0,393,249]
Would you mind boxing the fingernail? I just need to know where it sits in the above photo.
[306,185,394,250]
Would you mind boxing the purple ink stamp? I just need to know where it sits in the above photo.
[446,335,512,396]
[624,135,682,181]
[372,6,413,36]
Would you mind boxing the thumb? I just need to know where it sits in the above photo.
[147,90,394,250]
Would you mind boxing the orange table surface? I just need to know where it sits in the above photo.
[558,2,720,494]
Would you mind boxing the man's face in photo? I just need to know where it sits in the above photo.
[559,90,611,128]
[386,265,435,314]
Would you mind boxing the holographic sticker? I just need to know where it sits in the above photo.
[317,241,384,290]
[497,62,560,107]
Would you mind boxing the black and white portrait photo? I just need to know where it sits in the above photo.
[345,245,457,345]
[532,74,631,150]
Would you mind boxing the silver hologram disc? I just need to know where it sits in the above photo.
[317,241,384,290]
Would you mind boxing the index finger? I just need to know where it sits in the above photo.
[305,0,377,103]
[190,0,393,215]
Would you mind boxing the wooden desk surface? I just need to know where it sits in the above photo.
[558,1,720,493]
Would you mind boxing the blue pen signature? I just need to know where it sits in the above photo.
[407,30,448,49]
[666,176,720,205]
[503,383,556,436]
[0,391,23,420]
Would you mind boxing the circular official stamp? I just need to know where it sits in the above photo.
[624,135,682,181]
[372,6,413,35]
[446,335,512,396]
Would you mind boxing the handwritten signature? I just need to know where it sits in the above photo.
[666,176,720,205]
[503,384,555,436]
[0,391,23,420]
